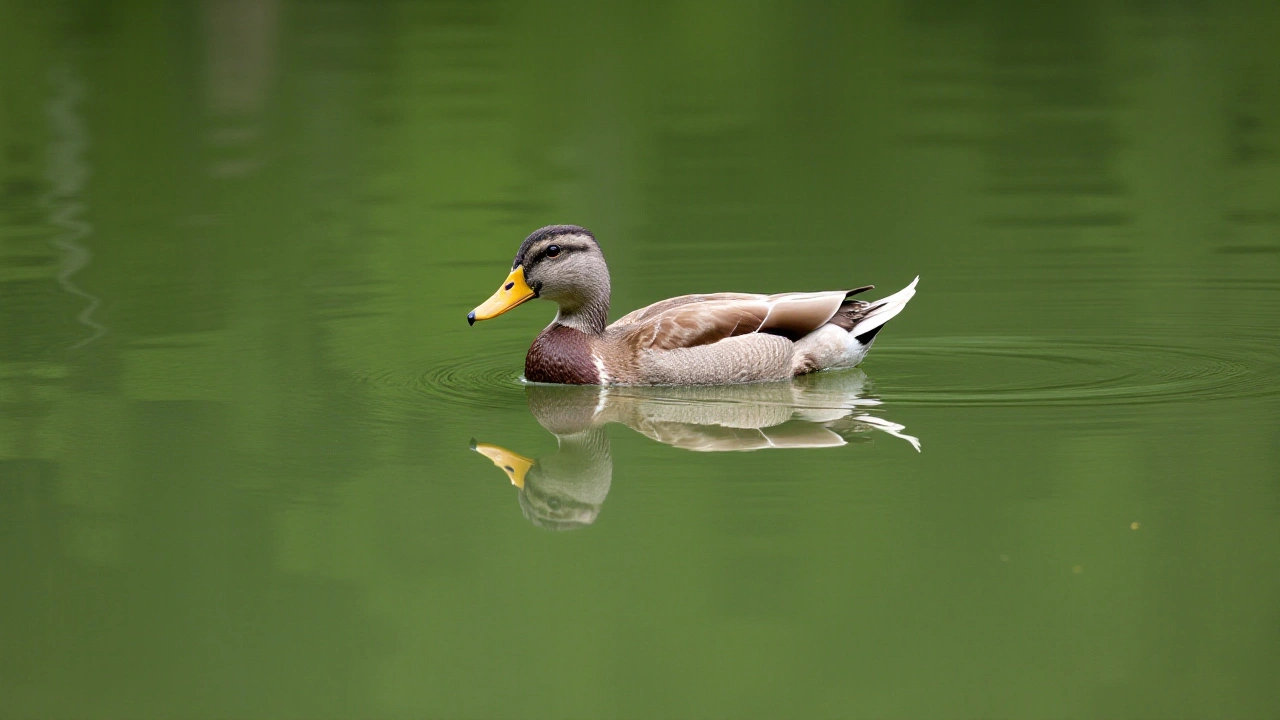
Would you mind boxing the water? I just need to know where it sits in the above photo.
[2,2,1279,718]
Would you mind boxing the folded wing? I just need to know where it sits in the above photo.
[612,290,851,351]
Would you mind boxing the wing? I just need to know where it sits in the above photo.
[611,290,851,351]
[610,293,760,327]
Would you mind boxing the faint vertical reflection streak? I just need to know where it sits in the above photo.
[42,65,106,349]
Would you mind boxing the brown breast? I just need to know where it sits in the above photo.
[525,324,600,385]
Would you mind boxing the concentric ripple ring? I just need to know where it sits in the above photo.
[870,335,1279,408]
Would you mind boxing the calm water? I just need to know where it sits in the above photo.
[3,2,1279,718]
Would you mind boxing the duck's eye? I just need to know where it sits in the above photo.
[545,244,561,258]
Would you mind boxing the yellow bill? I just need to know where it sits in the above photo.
[470,441,534,489]
[468,266,535,324]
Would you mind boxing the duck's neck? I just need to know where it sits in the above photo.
[553,290,609,336]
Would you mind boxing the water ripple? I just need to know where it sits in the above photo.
[872,335,1280,407]
[352,349,527,416]
[42,65,106,349]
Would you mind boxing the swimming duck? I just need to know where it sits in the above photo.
[468,225,918,385]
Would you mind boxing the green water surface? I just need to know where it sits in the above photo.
[2,2,1279,718]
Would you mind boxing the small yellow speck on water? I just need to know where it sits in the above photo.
[1072,565,1083,574]
[1130,521,1141,530]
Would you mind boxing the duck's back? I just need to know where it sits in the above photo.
[609,290,849,344]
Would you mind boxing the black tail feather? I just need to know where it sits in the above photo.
[854,323,884,345]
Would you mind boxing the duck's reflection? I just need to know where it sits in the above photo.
[473,370,919,530]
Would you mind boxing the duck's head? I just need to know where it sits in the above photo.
[468,225,610,333]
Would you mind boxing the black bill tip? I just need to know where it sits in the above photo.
[467,311,476,326]
[468,438,478,451]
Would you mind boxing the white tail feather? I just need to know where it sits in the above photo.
[849,276,918,340]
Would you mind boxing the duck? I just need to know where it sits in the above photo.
[467,225,918,385]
